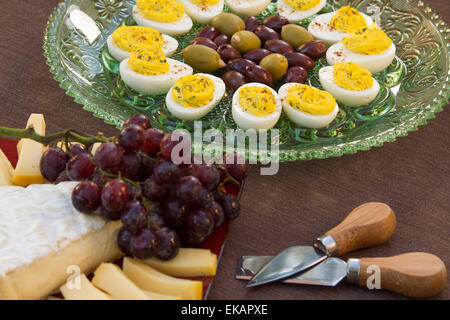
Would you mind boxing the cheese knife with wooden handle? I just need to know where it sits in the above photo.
[246,202,397,287]
[237,253,447,298]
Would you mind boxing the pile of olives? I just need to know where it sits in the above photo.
[182,12,328,92]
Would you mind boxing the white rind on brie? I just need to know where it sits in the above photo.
[0,182,106,277]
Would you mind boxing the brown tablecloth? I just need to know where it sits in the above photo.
[0,0,448,300]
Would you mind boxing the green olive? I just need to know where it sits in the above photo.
[211,13,245,36]
[231,30,261,53]
[183,44,225,72]
[259,53,288,81]
[281,24,314,49]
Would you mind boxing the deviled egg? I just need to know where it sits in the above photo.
[179,0,224,24]
[133,0,193,36]
[308,6,373,46]
[326,23,396,74]
[232,83,282,131]
[278,83,339,129]
[226,0,271,17]
[107,26,178,61]
[120,47,193,95]
[319,62,380,107]
[277,0,327,23]
[166,73,226,120]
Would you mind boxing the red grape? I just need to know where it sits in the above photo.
[67,153,95,181]
[141,128,164,156]
[123,114,152,130]
[70,144,86,156]
[174,176,203,205]
[121,152,142,180]
[40,148,67,182]
[179,229,206,248]
[94,142,124,174]
[153,160,180,184]
[72,181,101,214]
[101,179,130,212]
[221,194,240,220]
[143,176,169,201]
[209,201,225,228]
[100,204,122,221]
[121,200,149,233]
[130,228,158,259]
[159,131,191,160]
[192,164,221,190]
[154,227,180,260]
[184,209,214,237]
[119,124,145,152]
[149,213,166,231]
[117,227,133,255]
[225,154,248,181]
[163,199,187,228]
[55,171,70,184]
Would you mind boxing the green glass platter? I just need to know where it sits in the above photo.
[44,0,449,161]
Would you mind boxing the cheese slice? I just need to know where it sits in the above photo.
[12,114,46,186]
[0,148,14,186]
[123,258,202,300]
[139,248,217,277]
[91,263,152,300]
[60,274,112,300]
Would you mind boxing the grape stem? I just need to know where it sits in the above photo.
[0,125,111,149]
[217,166,241,186]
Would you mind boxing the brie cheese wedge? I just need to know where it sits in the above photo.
[0,182,122,300]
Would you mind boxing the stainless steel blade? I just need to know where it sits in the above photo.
[237,256,348,287]
[246,246,327,287]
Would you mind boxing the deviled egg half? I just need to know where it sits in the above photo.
[107,26,178,62]
[232,83,282,131]
[319,62,380,107]
[166,73,226,120]
[277,0,327,23]
[133,0,193,36]
[179,0,224,25]
[326,23,396,74]
[120,47,193,95]
[308,6,373,46]
[226,0,271,17]
[278,83,339,129]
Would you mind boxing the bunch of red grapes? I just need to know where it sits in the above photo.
[39,114,247,261]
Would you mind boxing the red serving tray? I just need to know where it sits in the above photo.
[0,137,243,300]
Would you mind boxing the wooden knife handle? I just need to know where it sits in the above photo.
[356,252,447,298]
[324,202,396,256]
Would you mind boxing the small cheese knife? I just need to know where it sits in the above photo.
[246,202,397,287]
[236,253,447,298]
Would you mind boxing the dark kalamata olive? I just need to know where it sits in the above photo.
[264,39,294,55]
[297,40,328,60]
[243,48,272,64]
[285,52,315,70]
[254,25,280,44]
[244,16,260,32]
[282,66,308,84]
[245,64,274,87]
[217,44,242,62]
[222,71,247,92]
[197,26,220,40]
[190,37,218,50]
[214,34,230,46]
[262,15,289,33]
[226,58,256,75]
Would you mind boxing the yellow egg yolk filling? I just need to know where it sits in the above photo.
[112,26,164,52]
[128,47,169,76]
[287,84,336,115]
[238,87,276,117]
[333,62,373,91]
[342,23,392,55]
[285,0,321,11]
[172,75,215,108]
[330,6,367,33]
[137,0,184,23]
[189,0,220,5]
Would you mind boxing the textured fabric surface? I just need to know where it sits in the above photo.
[0,0,448,300]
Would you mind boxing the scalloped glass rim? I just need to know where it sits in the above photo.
[43,0,449,162]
